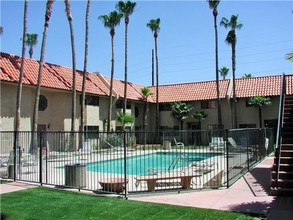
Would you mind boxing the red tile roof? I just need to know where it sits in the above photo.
[235,75,293,98]
[1,52,292,103]
[148,80,229,103]
[0,52,109,97]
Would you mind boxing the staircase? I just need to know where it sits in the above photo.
[271,95,293,196]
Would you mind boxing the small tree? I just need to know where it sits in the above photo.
[248,96,271,128]
[117,111,134,132]
[171,102,194,130]
[191,111,207,130]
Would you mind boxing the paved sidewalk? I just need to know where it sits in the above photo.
[1,156,292,219]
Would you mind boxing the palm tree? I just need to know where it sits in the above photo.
[191,111,207,130]
[218,66,229,80]
[64,0,77,150]
[117,111,134,132]
[0,25,3,34]
[147,18,160,131]
[31,0,54,153]
[243,73,252,78]
[171,102,194,130]
[140,87,153,130]
[116,1,136,115]
[285,51,293,62]
[15,0,28,162]
[80,0,90,150]
[99,11,123,132]
[220,14,243,128]
[248,96,271,128]
[208,0,222,128]
[26,33,38,58]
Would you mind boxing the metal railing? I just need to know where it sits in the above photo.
[275,74,286,185]
[0,128,274,198]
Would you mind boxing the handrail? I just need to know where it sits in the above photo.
[275,73,286,186]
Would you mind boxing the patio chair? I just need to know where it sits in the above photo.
[174,138,184,148]
[209,137,226,150]
[227,137,248,152]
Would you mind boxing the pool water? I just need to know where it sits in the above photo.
[86,152,220,175]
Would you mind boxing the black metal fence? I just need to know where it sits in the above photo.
[0,128,274,197]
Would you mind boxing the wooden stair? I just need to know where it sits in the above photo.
[271,95,293,196]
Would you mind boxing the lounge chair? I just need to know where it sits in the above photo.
[227,137,250,152]
[209,137,226,150]
[174,138,184,148]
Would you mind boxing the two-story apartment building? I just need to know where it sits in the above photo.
[1,52,292,136]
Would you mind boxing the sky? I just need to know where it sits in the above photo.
[1,0,292,86]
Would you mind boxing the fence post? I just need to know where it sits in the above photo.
[13,131,17,181]
[39,131,43,186]
[123,130,128,199]
[225,129,229,188]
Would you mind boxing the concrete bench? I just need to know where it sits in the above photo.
[134,172,202,192]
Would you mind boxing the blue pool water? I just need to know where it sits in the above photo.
[86,152,220,175]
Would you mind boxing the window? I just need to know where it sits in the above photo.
[82,95,99,106]
[38,95,47,111]
[84,126,99,139]
[116,100,131,109]
[201,100,216,109]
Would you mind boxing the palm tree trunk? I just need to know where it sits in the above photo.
[155,36,159,131]
[214,13,222,128]
[31,0,54,153]
[65,0,77,150]
[15,0,28,159]
[123,22,128,114]
[107,32,115,132]
[232,43,237,128]
[80,0,90,150]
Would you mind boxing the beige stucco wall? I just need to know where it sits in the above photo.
[0,81,280,133]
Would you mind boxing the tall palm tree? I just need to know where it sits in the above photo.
[147,18,160,131]
[99,11,123,132]
[64,0,77,150]
[141,87,153,130]
[15,0,28,160]
[248,96,271,128]
[26,33,38,58]
[208,0,222,128]
[116,1,136,115]
[286,51,293,62]
[31,0,54,152]
[218,66,229,80]
[80,0,90,150]
[220,14,243,128]
[242,73,252,78]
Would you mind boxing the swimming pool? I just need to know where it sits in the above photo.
[86,152,221,175]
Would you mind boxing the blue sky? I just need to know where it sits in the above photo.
[1,0,292,86]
